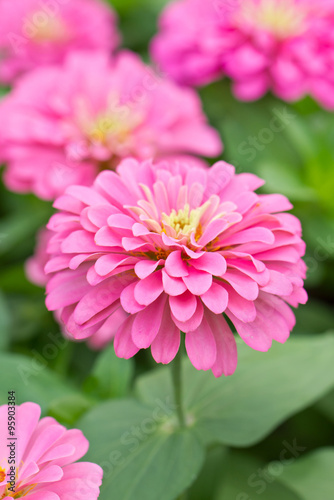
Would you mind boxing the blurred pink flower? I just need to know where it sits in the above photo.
[151,0,334,107]
[44,158,307,377]
[0,50,222,200]
[0,0,119,84]
[0,401,102,500]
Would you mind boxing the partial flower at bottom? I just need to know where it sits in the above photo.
[0,402,102,499]
[45,158,307,377]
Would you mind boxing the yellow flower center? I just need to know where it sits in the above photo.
[87,110,140,148]
[240,0,307,38]
[161,203,206,240]
[29,14,69,43]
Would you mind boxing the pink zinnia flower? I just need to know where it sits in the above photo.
[0,0,119,84]
[0,402,102,499]
[44,158,307,377]
[151,0,334,107]
[0,50,221,200]
[25,227,127,350]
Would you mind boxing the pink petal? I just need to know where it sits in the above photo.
[135,259,163,279]
[165,250,189,277]
[197,219,228,247]
[134,270,163,306]
[185,316,217,371]
[169,291,197,322]
[224,269,259,300]
[261,270,293,296]
[225,285,256,323]
[132,295,167,348]
[191,252,226,276]
[206,311,238,377]
[151,307,181,364]
[201,282,228,314]
[120,282,145,314]
[183,267,212,295]
[228,312,272,351]
[172,298,204,333]
[162,270,187,296]
[114,316,140,359]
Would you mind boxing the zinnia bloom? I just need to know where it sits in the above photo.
[0,0,119,84]
[44,158,307,377]
[25,227,127,350]
[0,50,221,200]
[151,0,334,107]
[0,402,102,499]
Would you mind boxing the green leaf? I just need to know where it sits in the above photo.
[136,334,334,447]
[85,343,134,399]
[48,394,95,425]
[0,352,80,412]
[279,448,334,500]
[78,399,205,500]
[215,451,300,500]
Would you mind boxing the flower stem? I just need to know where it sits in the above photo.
[171,342,186,428]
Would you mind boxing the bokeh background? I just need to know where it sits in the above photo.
[0,1,334,499]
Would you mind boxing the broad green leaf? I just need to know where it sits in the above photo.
[215,451,300,500]
[0,352,79,412]
[79,399,205,500]
[85,343,134,399]
[136,334,334,447]
[279,448,334,500]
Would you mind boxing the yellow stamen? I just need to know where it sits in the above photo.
[161,202,209,238]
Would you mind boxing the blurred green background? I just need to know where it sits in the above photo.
[0,1,334,499]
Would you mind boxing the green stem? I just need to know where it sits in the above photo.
[171,342,186,429]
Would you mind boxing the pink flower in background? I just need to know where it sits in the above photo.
[0,0,119,84]
[0,402,102,499]
[151,0,334,107]
[0,50,221,200]
[44,158,307,377]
